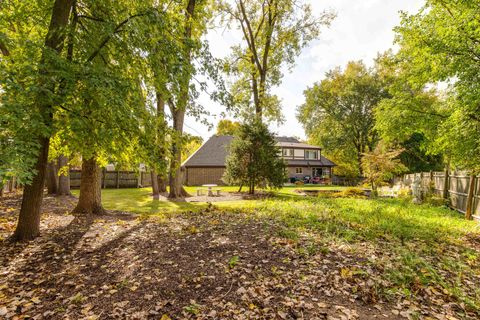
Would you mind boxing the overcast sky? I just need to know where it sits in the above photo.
[184,0,425,141]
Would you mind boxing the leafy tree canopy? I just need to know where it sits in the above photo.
[216,119,240,135]
[389,0,480,173]
[219,0,334,122]
[361,142,407,194]
[297,61,386,177]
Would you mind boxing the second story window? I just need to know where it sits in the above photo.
[305,150,318,160]
[282,148,294,157]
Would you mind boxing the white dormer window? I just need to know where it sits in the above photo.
[305,150,318,160]
[282,148,294,157]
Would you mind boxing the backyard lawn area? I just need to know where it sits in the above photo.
[1,187,479,319]
[71,185,349,215]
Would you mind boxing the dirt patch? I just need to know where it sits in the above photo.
[187,191,274,203]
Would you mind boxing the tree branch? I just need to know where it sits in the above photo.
[237,0,263,73]
[86,12,149,63]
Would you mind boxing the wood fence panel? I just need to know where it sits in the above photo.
[70,170,81,188]
[69,170,151,189]
[397,171,480,219]
[432,172,445,196]
[140,172,152,187]
[449,175,470,213]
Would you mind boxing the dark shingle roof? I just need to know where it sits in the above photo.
[182,135,234,167]
[287,158,336,167]
[275,136,300,143]
[182,135,336,168]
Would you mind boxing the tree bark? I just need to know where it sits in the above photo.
[13,0,74,241]
[14,138,50,240]
[155,90,168,195]
[158,176,167,193]
[46,161,58,195]
[169,110,186,199]
[168,0,196,200]
[442,165,450,200]
[465,174,476,220]
[57,155,71,196]
[72,158,105,215]
[151,170,160,200]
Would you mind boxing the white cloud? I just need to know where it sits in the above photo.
[184,0,425,140]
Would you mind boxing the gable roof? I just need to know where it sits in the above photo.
[182,135,234,167]
[182,135,336,168]
[276,136,300,143]
[276,141,322,150]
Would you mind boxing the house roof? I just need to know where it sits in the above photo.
[182,135,234,167]
[277,141,322,150]
[182,135,336,168]
[275,136,322,149]
[287,159,336,167]
[275,136,300,143]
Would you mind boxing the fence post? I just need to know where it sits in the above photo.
[465,174,476,220]
[116,171,120,189]
[442,167,449,200]
[102,168,106,189]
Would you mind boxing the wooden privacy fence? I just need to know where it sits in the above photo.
[396,171,479,219]
[70,170,153,189]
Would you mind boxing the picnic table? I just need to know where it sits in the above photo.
[197,184,221,196]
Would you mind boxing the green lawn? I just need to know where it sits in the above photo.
[72,185,347,215]
[71,185,480,313]
[249,196,480,312]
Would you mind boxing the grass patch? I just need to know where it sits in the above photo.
[247,196,480,312]
[71,185,347,215]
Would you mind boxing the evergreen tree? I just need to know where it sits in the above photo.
[223,120,286,194]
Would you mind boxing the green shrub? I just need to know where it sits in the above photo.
[425,196,449,207]
[397,187,411,199]
[334,187,366,198]
[295,180,304,186]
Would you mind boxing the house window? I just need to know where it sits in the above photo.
[305,150,318,160]
[295,168,303,174]
[282,148,294,157]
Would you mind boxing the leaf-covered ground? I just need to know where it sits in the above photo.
[1,192,479,319]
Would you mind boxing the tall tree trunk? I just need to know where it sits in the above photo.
[158,176,167,193]
[442,162,450,200]
[72,158,105,215]
[356,145,363,177]
[46,161,58,195]
[168,111,190,199]
[155,90,168,195]
[251,55,261,117]
[57,155,71,196]
[168,0,196,199]
[465,174,476,220]
[13,0,74,241]
[151,170,160,200]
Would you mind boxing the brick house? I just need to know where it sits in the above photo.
[182,135,336,186]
